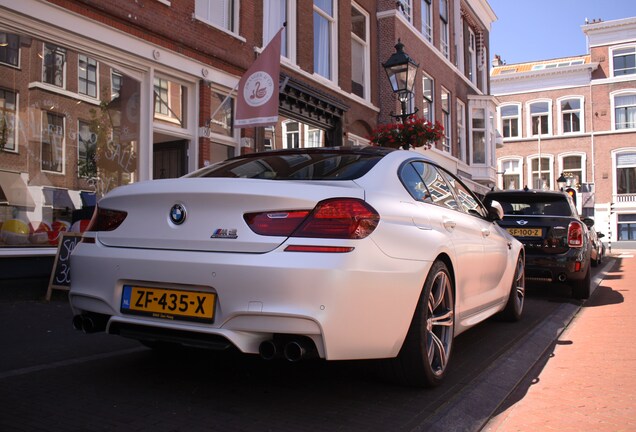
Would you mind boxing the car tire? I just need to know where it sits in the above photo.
[572,266,591,300]
[388,260,455,387]
[497,253,525,322]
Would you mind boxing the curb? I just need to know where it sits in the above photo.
[410,258,614,432]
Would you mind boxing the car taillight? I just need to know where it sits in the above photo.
[245,198,380,240]
[86,206,128,232]
[244,210,311,236]
[293,198,379,239]
[568,221,583,248]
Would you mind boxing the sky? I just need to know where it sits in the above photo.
[488,0,636,65]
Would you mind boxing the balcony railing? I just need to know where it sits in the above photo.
[615,194,636,203]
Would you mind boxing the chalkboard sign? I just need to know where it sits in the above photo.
[46,232,83,301]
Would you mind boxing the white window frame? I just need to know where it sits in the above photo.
[194,0,239,36]
[526,99,552,137]
[610,44,636,77]
[611,89,636,131]
[350,2,370,101]
[559,152,586,188]
[421,0,432,42]
[441,87,451,152]
[40,111,66,175]
[78,54,99,99]
[42,44,66,89]
[557,96,584,135]
[282,120,300,149]
[470,107,486,165]
[439,0,449,59]
[263,0,297,64]
[305,125,324,148]
[456,99,466,162]
[467,28,477,85]
[0,88,19,153]
[0,33,21,68]
[398,0,413,22]
[613,148,636,196]
[347,132,369,147]
[422,73,434,122]
[499,103,521,139]
[527,154,554,190]
[498,157,523,190]
[313,0,338,83]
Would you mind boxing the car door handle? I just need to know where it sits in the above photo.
[443,219,456,231]
[481,228,491,237]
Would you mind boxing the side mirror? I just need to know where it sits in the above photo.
[487,200,504,221]
[597,232,605,239]
[582,217,595,228]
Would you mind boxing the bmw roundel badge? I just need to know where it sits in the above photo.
[169,204,187,225]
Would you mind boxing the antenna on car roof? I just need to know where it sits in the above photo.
[523,185,529,191]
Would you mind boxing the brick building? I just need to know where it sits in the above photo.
[491,16,636,246]
[0,0,497,263]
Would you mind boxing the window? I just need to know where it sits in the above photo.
[471,108,485,164]
[561,154,584,188]
[468,28,477,84]
[283,121,300,148]
[194,0,237,33]
[306,126,324,147]
[154,77,169,116]
[612,46,636,77]
[457,100,466,162]
[528,100,550,136]
[616,152,636,195]
[500,104,520,138]
[0,88,17,152]
[618,214,636,240]
[499,158,522,190]
[439,0,449,58]
[441,88,451,152]
[560,97,582,134]
[78,120,97,178]
[0,33,19,67]
[422,74,434,122]
[111,71,123,100]
[209,91,234,137]
[405,161,458,209]
[43,44,66,88]
[264,0,296,61]
[421,0,432,42]
[350,4,369,100]
[41,112,65,173]
[529,156,552,190]
[398,0,412,22]
[313,0,336,81]
[78,55,98,98]
[614,93,636,130]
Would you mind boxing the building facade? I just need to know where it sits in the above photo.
[0,0,497,262]
[491,17,636,246]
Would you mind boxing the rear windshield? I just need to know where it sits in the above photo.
[485,193,573,217]
[187,152,383,181]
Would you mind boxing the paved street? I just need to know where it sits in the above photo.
[485,251,636,432]
[0,259,619,432]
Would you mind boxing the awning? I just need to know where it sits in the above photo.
[0,171,36,208]
[43,187,76,210]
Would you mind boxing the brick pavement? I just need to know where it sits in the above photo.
[484,251,636,432]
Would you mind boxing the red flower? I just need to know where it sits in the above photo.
[368,116,444,149]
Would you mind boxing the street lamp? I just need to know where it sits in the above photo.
[383,39,419,126]
[557,173,568,191]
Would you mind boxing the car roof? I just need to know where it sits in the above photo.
[486,188,568,197]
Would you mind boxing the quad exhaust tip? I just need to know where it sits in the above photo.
[259,337,317,362]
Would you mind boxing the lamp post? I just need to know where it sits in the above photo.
[383,40,419,149]
[557,173,568,191]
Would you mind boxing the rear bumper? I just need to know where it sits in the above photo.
[524,249,588,283]
[69,240,431,361]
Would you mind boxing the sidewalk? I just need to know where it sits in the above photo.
[484,251,636,432]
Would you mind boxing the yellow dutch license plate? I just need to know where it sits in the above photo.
[121,285,216,323]
[507,227,542,237]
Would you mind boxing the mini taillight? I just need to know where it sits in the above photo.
[292,198,379,239]
[568,221,583,248]
[86,206,128,232]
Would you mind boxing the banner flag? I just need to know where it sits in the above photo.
[235,27,283,128]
